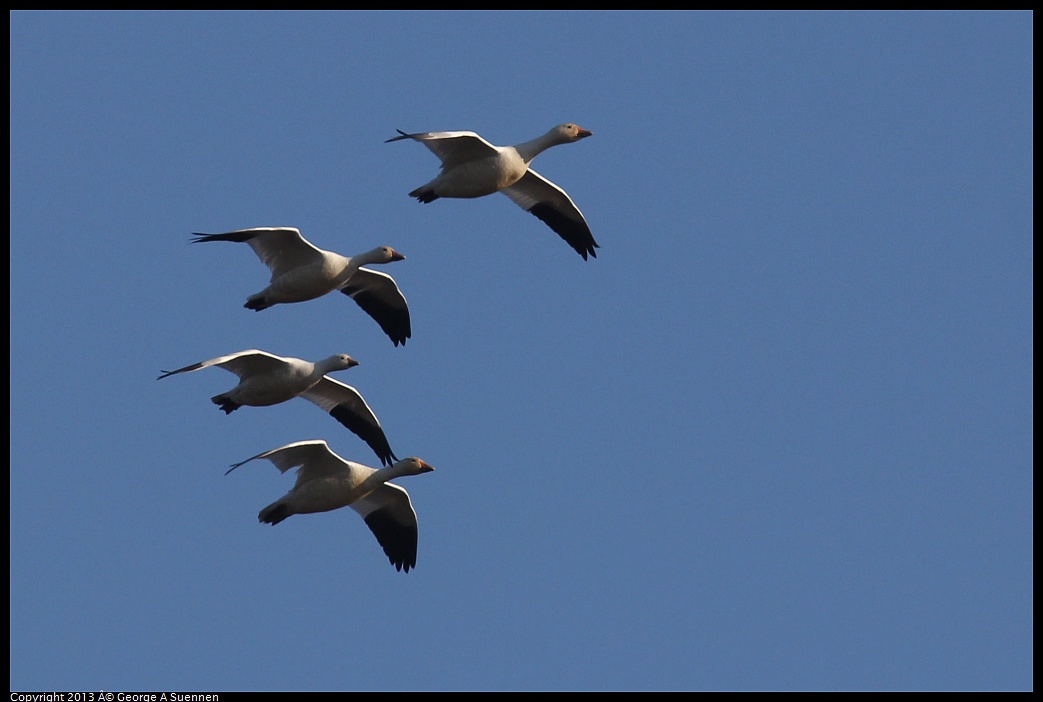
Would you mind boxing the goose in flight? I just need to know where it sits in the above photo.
[386,123,599,260]
[191,227,411,346]
[157,349,398,466]
[227,440,435,572]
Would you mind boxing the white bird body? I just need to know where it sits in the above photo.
[192,227,410,346]
[157,350,399,466]
[255,249,355,304]
[386,124,599,259]
[226,440,435,572]
[423,148,529,198]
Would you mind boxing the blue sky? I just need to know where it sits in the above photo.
[9,11,1032,692]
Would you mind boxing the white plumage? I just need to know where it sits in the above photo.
[386,123,599,260]
[227,440,435,572]
[192,227,411,346]
[157,349,398,466]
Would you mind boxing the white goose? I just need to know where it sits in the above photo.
[226,440,435,573]
[386,123,599,260]
[157,350,398,466]
[192,227,411,347]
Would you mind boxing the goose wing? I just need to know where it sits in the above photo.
[339,268,411,347]
[350,483,420,572]
[502,170,599,260]
[301,377,398,467]
[192,227,325,280]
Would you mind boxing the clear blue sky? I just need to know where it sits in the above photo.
[10,11,1032,692]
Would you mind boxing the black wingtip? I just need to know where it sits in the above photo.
[413,190,438,204]
[527,202,600,261]
[578,242,600,260]
[259,503,291,526]
[384,129,411,143]
[190,230,258,245]
[328,405,398,467]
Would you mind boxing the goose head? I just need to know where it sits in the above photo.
[379,246,406,263]
[555,123,593,142]
[359,246,406,265]
[391,457,436,477]
[319,354,360,372]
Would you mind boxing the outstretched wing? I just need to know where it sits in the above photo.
[502,170,599,260]
[350,483,420,572]
[386,129,499,171]
[225,439,366,491]
[339,267,411,347]
[157,349,287,380]
[192,227,325,280]
[301,377,398,467]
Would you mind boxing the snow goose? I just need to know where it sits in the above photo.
[157,350,398,466]
[226,440,434,572]
[191,227,411,347]
[386,123,600,260]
